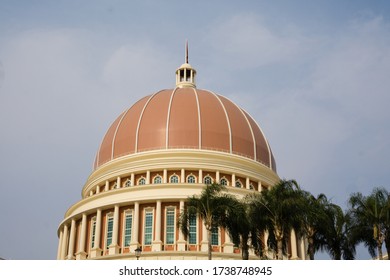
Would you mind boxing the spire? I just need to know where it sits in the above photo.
[185,40,189,64]
[175,41,197,88]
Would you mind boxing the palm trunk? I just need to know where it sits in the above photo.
[377,240,383,260]
[275,228,283,260]
[207,229,212,260]
[241,235,249,260]
[308,236,315,260]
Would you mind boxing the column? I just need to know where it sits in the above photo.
[290,229,298,260]
[181,169,185,183]
[109,205,121,255]
[131,173,135,186]
[223,230,234,253]
[90,209,102,258]
[163,169,168,183]
[177,200,186,251]
[67,219,76,260]
[200,223,208,252]
[264,230,269,259]
[60,224,69,260]
[152,200,162,251]
[116,177,121,189]
[258,181,262,192]
[96,185,100,194]
[57,229,63,260]
[146,171,150,184]
[232,174,236,187]
[76,214,87,260]
[198,169,203,184]
[246,177,250,190]
[130,202,140,252]
[216,171,220,183]
[105,180,109,191]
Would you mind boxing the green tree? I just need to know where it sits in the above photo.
[247,179,302,260]
[223,198,250,259]
[349,187,390,260]
[299,192,330,260]
[179,183,241,260]
[320,203,356,260]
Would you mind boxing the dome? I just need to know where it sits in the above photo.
[94,87,277,172]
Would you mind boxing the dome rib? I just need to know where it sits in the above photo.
[135,91,161,153]
[192,87,202,149]
[165,88,178,149]
[243,109,273,170]
[209,90,233,153]
[236,102,257,161]
[111,106,133,160]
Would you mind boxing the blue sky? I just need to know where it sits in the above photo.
[0,0,390,259]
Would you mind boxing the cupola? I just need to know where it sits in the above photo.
[175,41,197,88]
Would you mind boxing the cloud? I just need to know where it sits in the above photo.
[205,13,309,70]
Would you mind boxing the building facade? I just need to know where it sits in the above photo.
[57,51,308,260]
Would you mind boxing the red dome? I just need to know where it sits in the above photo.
[94,88,276,172]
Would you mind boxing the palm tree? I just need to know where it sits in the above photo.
[299,191,330,260]
[349,187,389,259]
[179,183,241,260]
[247,179,302,260]
[320,203,356,260]
[223,198,251,259]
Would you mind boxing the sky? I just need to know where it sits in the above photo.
[0,0,390,260]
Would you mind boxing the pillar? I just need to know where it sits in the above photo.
[75,214,87,260]
[60,224,69,260]
[177,200,186,251]
[67,219,76,260]
[201,222,208,252]
[57,229,63,260]
[130,202,140,252]
[116,177,121,189]
[223,230,234,253]
[146,171,150,184]
[152,200,162,251]
[163,169,168,183]
[232,174,236,187]
[181,169,185,183]
[290,229,298,260]
[90,209,102,258]
[109,205,120,255]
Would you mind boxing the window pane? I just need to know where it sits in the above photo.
[106,216,114,249]
[211,226,219,245]
[189,215,197,245]
[144,211,153,245]
[124,213,133,247]
[91,219,96,249]
[166,209,175,244]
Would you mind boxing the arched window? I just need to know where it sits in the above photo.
[187,175,196,183]
[203,175,213,185]
[153,175,162,184]
[170,174,179,183]
[249,183,255,190]
[220,178,228,186]
[235,180,242,188]
[124,179,132,188]
[138,177,146,186]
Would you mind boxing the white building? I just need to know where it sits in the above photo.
[57,49,307,260]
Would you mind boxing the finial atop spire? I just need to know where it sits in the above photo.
[185,40,189,64]
[175,41,197,88]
